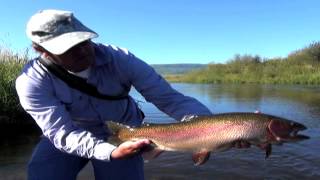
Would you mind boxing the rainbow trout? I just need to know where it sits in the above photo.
[107,112,309,165]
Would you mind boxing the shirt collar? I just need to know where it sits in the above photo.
[93,43,111,67]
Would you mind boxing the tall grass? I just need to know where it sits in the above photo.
[167,42,320,85]
[0,47,30,124]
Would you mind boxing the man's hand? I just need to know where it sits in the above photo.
[111,139,151,159]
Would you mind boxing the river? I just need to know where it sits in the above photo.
[1,83,319,180]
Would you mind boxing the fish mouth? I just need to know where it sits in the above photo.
[268,120,310,142]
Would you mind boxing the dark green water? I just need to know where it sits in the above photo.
[1,83,319,180]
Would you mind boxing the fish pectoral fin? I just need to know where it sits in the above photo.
[141,146,164,161]
[192,150,211,166]
[257,143,272,159]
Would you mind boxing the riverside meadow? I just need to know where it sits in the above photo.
[1,42,320,125]
[166,42,320,85]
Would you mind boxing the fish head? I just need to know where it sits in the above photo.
[267,116,309,143]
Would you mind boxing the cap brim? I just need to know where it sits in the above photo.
[39,31,98,55]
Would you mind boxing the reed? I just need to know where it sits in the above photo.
[0,47,31,124]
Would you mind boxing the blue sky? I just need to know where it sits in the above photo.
[0,0,319,64]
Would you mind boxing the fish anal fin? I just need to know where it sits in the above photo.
[192,149,211,166]
[142,146,164,160]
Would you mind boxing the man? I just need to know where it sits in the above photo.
[16,9,212,180]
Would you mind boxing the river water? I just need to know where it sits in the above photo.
[0,83,319,180]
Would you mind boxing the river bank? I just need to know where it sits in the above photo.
[2,42,320,125]
[163,42,320,85]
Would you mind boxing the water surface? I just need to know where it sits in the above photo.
[1,83,319,179]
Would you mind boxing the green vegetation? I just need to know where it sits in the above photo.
[166,42,320,84]
[1,41,320,125]
[152,64,206,75]
[0,47,31,124]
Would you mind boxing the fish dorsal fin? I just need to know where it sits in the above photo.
[192,149,211,166]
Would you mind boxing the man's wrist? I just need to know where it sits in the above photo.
[93,142,117,161]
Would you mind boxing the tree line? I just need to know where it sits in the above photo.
[166,42,320,84]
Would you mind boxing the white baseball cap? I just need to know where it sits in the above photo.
[26,9,98,55]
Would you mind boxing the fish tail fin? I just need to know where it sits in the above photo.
[105,121,130,145]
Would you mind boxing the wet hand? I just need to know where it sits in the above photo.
[111,139,151,159]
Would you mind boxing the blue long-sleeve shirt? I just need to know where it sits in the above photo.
[15,43,212,161]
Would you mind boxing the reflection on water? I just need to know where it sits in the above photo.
[1,83,319,179]
[138,83,320,180]
[0,132,39,180]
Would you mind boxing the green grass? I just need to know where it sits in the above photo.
[0,47,31,124]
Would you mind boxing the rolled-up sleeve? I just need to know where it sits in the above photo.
[114,49,212,120]
[15,63,116,161]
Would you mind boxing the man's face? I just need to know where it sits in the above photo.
[48,40,95,72]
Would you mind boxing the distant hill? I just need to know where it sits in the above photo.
[151,64,206,75]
